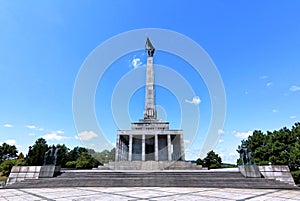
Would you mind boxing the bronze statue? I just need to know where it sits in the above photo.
[237,141,254,165]
[145,36,155,57]
[43,145,60,166]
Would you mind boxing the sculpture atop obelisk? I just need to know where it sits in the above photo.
[144,37,157,120]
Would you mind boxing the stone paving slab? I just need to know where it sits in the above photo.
[0,187,300,200]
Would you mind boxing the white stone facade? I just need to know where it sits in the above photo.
[116,120,185,162]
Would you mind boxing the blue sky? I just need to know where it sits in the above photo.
[1,1,300,163]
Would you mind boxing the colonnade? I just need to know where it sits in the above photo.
[115,134,185,161]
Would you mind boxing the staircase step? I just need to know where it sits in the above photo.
[4,170,299,189]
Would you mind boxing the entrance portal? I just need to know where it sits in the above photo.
[145,136,154,161]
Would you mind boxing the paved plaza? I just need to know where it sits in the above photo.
[1,187,300,200]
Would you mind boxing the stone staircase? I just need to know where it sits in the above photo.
[4,170,299,189]
[98,161,204,170]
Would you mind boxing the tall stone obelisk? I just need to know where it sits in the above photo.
[115,37,186,166]
[144,37,157,120]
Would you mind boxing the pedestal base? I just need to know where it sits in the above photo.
[239,165,261,178]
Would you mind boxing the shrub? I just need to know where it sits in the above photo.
[75,153,100,169]
[65,161,77,168]
[65,155,100,169]
[0,159,26,177]
[291,170,300,185]
[76,160,90,169]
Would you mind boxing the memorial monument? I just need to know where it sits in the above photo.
[115,37,185,163]
[95,37,203,170]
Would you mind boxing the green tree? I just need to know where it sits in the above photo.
[290,141,300,171]
[65,161,77,168]
[26,138,48,166]
[196,158,203,166]
[108,148,115,161]
[238,122,300,183]
[55,144,69,167]
[241,122,300,170]
[63,147,101,169]
[75,153,100,169]
[269,128,294,165]
[67,146,88,162]
[0,143,18,163]
[202,150,222,169]
[94,148,115,165]
[291,170,300,185]
[0,159,26,177]
[244,130,270,165]
[290,123,300,171]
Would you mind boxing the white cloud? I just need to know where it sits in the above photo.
[185,96,201,105]
[3,124,13,128]
[233,130,252,139]
[221,151,240,164]
[131,55,143,68]
[289,85,300,92]
[1,139,21,150]
[229,152,239,156]
[26,125,44,131]
[184,148,202,160]
[56,130,64,134]
[43,132,67,141]
[5,139,16,145]
[26,125,36,129]
[260,75,268,79]
[28,133,36,136]
[290,116,297,119]
[89,143,96,147]
[76,131,98,141]
[266,82,273,87]
[218,139,224,143]
[272,109,279,113]
[218,129,224,135]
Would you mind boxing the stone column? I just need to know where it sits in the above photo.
[120,137,123,160]
[129,135,133,161]
[167,134,172,161]
[180,133,185,160]
[155,134,158,161]
[115,134,120,161]
[142,134,145,161]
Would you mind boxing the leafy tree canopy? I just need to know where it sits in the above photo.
[0,143,18,163]
[197,150,222,169]
[239,122,300,171]
[93,148,115,165]
[26,138,49,166]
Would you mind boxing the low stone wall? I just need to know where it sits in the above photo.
[6,166,61,185]
[7,166,41,185]
[258,165,295,186]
